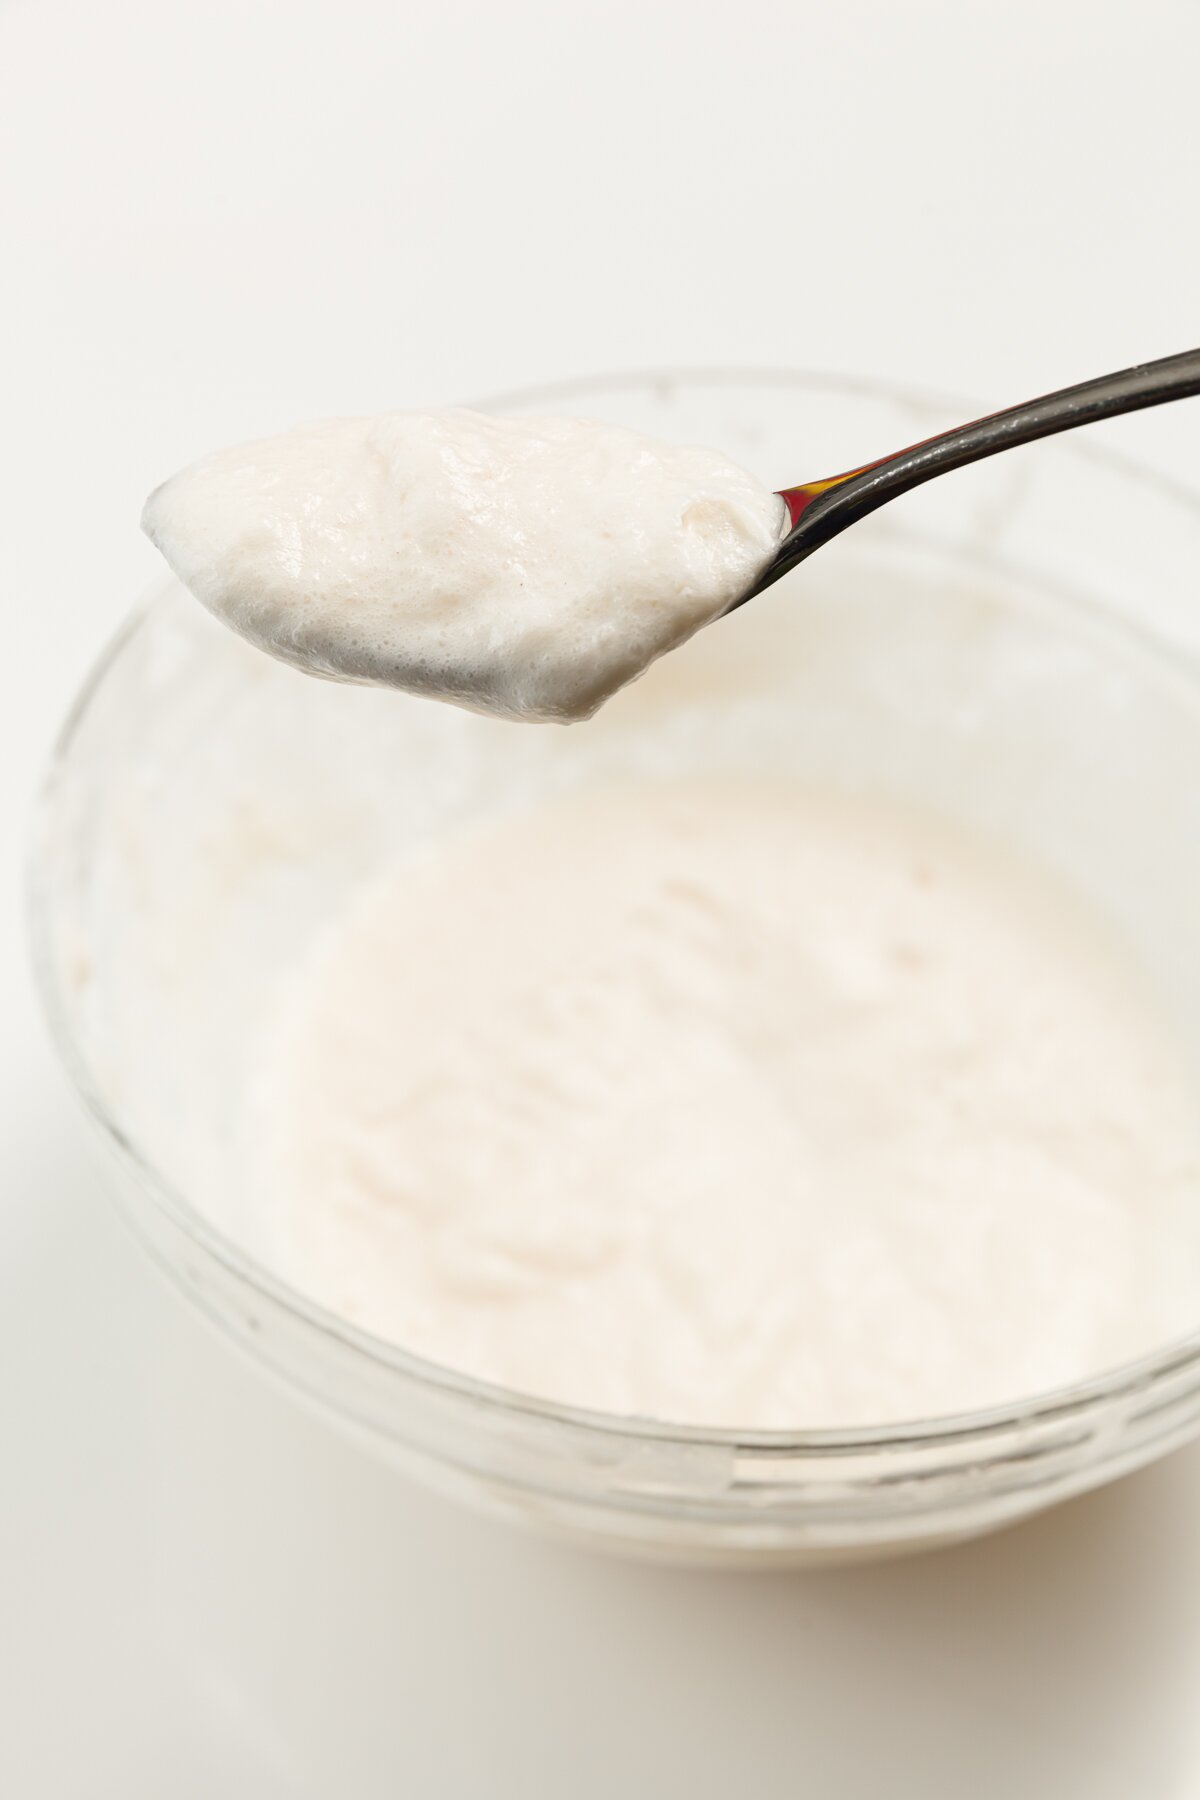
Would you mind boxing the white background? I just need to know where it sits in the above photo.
[3,1,1200,1792]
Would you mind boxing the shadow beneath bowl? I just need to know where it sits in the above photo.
[159,1307,1200,1800]
[9,1091,1200,1798]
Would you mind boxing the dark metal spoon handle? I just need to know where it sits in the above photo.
[740,347,1200,604]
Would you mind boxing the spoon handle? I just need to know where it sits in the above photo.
[747,347,1200,600]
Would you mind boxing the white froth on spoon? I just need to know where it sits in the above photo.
[142,409,786,723]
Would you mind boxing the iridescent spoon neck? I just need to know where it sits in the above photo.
[732,346,1200,610]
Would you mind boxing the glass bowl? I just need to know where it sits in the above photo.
[30,372,1200,1567]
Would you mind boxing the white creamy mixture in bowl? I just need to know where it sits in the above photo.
[258,779,1200,1430]
[32,373,1200,1565]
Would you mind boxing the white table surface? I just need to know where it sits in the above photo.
[4,2,1200,1792]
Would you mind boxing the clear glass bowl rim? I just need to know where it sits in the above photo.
[28,364,1200,1456]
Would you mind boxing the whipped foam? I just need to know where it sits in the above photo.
[251,778,1200,1429]
[142,410,785,723]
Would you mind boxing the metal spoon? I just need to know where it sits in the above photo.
[733,347,1200,610]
